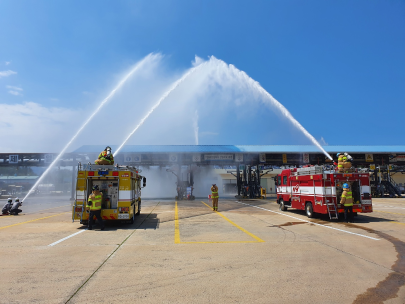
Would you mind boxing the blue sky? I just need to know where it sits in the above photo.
[0,0,404,152]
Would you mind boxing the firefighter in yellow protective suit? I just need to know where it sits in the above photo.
[336,153,345,173]
[211,184,219,211]
[95,146,114,165]
[340,183,354,223]
[87,185,105,230]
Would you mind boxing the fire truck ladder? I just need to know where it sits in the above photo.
[326,182,338,220]
[72,177,87,223]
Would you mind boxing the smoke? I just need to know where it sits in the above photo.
[140,166,177,199]
[140,165,223,199]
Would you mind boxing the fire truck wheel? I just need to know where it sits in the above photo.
[305,203,314,218]
[279,200,287,211]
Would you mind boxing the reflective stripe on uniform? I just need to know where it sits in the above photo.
[343,191,353,206]
[211,191,219,199]
[90,194,102,210]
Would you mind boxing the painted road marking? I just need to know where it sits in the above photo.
[48,230,87,247]
[374,210,405,216]
[235,201,380,241]
[200,201,264,242]
[174,201,264,244]
[174,201,180,244]
[0,212,68,230]
[391,222,405,226]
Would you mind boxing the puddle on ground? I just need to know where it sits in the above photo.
[268,222,307,227]
[347,224,405,304]
[269,219,405,302]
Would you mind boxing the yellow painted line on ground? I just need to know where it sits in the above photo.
[391,222,405,226]
[0,212,68,230]
[174,201,181,244]
[200,201,264,243]
[174,201,264,244]
[374,210,405,216]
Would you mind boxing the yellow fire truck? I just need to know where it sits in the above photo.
[72,163,146,225]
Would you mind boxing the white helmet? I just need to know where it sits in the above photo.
[15,197,19,202]
[8,198,12,203]
[106,146,112,156]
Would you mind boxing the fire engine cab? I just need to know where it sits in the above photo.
[275,165,373,219]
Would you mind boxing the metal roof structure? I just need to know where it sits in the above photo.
[1,145,405,167]
[73,145,405,154]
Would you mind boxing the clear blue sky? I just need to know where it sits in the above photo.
[0,0,404,152]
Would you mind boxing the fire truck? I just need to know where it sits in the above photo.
[275,165,373,219]
[72,163,146,225]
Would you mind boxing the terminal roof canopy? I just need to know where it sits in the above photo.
[72,145,405,154]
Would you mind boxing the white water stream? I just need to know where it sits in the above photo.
[114,61,207,156]
[23,53,159,202]
[114,56,332,161]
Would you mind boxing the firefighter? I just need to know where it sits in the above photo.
[211,184,219,211]
[9,198,23,215]
[87,185,105,230]
[336,153,345,173]
[340,183,354,223]
[95,146,114,165]
[342,156,353,173]
[2,198,13,215]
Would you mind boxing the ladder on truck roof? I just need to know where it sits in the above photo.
[294,166,324,176]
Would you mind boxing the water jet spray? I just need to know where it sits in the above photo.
[114,61,207,156]
[23,53,160,202]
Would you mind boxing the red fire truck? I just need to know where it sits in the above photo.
[275,165,373,219]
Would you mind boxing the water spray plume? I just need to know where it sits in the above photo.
[194,110,199,145]
[23,53,159,202]
[114,62,206,156]
[209,56,333,161]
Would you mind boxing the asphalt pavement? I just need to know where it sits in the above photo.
[0,197,404,303]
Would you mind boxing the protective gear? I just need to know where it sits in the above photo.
[2,200,13,215]
[336,153,341,157]
[89,195,102,211]
[211,185,219,211]
[341,190,353,206]
[10,200,22,215]
[8,198,12,203]
[15,198,19,202]
[343,183,349,189]
[95,147,114,165]
[92,185,99,191]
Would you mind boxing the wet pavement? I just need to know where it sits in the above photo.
[0,197,405,303]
